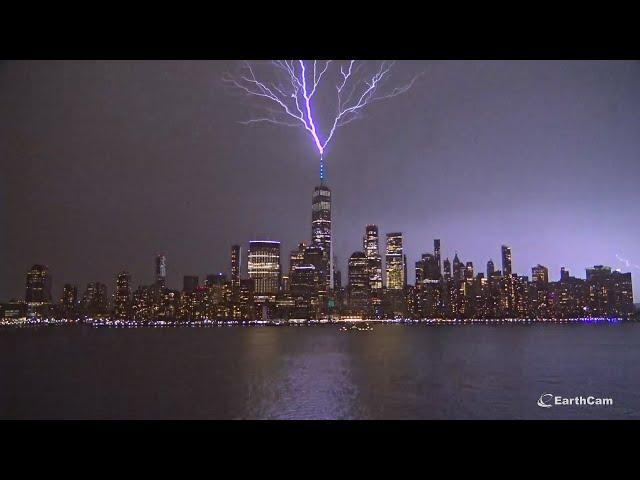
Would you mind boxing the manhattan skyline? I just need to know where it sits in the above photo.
[1,60,639,302]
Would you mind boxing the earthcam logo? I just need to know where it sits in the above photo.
[537,394,554,408]
[537,393,613,408]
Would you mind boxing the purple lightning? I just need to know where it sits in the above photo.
[616,254,640,270]
[224,60,421,181]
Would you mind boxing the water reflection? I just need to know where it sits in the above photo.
[1,323,639,419]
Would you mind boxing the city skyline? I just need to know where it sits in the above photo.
[4,188,640,304]
[1,61,639,302]
[11,220,637,305]
[8,191,635,322]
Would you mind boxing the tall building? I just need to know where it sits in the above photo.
[501,245,512,277]
[385,232,405,290]
[237,279,255,320]
[231,245,241,288]
[434,239,441,275]
[61,284,77,307]
[311,185,332,291]
[464,262,475,280]
[586,265,612,281]
[114,272,131,319]
[289,242,307,276]
[156,253,167,287]
[363,225,379,258]
[419,253,438,280]
[415,259,425,285]
[363,225,383,291]
[25,264,52,303]
[404,254,408,288]
[248,241,281,295]
[487,259,495,278]
[452,253,463,281]
[290,264,319,319]
[82,282,108,315]
[443,258,452,280]
[584,265,634,318]
[348,252,369,315]
[532,264,549,284]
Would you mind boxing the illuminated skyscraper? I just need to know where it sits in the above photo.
[363,225,379,258]
[60,283,78,317]
[248,241,281,295]
[311,185,332,291]
[363,225,382,291]
[61,284,77,307]
[417,253,443,318]
[114,271,131,319]
[348,251,369,315]
[231,245,241,288]
[25,264,52,303]
[532,264,549,284]
[464,261,475,280]
[156,253,167,287]
[289,242,307,277]
[501,245,512,277]
[385,233,405,290]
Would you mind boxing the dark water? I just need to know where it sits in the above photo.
[1,323,638,419]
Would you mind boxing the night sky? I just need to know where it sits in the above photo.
[1,60,639,301]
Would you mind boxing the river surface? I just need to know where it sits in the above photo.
[1,322,638,419]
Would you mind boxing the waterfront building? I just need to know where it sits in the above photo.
[311,185,332,292]
[231,245,241,288]
[290,264,319,319]
[363,225,383,292]
[501,245,512,277]
[114,272,132,319]
[25,264,52,304]
[61,284,77,307]
[81,282,108,316]
[248,240,281,295]
[348,251,369,316]
[385,232,405,290]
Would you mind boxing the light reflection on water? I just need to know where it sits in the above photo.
[1,323,639,419]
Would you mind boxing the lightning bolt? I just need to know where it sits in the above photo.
[224,60,421,181]
[616,254,640,270]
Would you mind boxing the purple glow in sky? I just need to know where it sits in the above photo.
[1,61,639,302]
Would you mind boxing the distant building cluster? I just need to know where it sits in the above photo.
[1,182,635,323]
